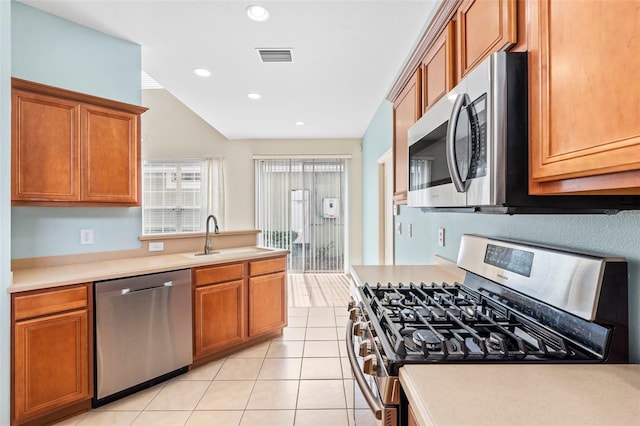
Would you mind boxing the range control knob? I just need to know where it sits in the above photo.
[353,321,366,337]
[363,354,378,376]
[359,340,372,357]
[348,308,360,321]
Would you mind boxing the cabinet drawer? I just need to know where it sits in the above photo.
[13,284,88,321]
[249,256,287,277]
[194,262,245,286]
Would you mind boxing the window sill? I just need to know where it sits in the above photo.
[138,229,261,241]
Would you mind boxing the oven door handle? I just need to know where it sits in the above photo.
[346,319,383,420]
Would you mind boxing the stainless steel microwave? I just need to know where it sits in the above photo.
[407,51,640,213]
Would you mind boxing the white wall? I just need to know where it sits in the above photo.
[142,89,363,266]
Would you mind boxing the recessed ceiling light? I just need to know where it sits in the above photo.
[248,92,262,100]
[193,68,211,77]
[246,5,270,22]
[295,121,305,126]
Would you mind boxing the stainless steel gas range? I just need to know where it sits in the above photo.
[347,234,629,426]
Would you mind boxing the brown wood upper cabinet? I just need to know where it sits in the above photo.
[529,0,640,194]
[421,21,455,113]
[393,69,421,204]
[456,0,517,80]
[11,78,147,206]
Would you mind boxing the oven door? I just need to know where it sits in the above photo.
[346,318,399,426]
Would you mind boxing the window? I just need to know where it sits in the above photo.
[143,160,207,234]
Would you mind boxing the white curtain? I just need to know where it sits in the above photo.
[207,157,226,229]
[254,157,348,273]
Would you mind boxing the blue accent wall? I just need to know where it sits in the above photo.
[361,101,640,363]
[361,100,393,264]
[12,2,140,105]
[11,2,143,258]
[394,207,640,363]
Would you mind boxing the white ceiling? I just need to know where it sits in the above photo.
[18,0,438,140]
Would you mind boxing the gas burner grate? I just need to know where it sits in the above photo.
[364,281,571,361]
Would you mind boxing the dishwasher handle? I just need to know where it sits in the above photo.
[120,281,174,295]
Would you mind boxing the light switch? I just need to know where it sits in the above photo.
[438,228,445,247]
[396,222,402,235]
[408,224,413,238]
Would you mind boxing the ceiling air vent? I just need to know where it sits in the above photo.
[257,48,293,63]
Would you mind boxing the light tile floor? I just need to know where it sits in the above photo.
[55,274,378,426]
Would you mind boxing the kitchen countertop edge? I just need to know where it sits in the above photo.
[9,247,289,294]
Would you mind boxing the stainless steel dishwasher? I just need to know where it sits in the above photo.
[94,269,192,406]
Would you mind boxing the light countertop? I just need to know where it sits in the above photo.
[350,259,465,287]
[9,246,288,293]
[400,364,640,426]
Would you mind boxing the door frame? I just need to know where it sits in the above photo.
[377,149,394,265]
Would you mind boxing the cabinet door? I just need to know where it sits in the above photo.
[422,22,455,113]
[14,310,89,423]
[457,0,517,79]
[393,70,421,204]
[248,272,286,337]
[11,90,81,202]
[81,104,140,204]
[194,280,245,358]
[529,0,640,194]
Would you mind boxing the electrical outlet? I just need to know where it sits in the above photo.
[148,242,164,252]
[408,223,413,238]
[80,229,94,245]
[438,228,445,247]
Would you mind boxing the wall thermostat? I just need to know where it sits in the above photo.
[323,198,339,218]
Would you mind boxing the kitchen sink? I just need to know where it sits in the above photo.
[182,247,274,259]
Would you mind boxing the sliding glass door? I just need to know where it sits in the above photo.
[255,158,348,273]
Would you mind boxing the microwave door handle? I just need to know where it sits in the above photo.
[446,93,469,193]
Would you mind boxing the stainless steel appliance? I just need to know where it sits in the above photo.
[407,51,640,213]
[347,234,629,426]
[94,269,193,406]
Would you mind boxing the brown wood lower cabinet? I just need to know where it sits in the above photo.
[12,284,92,426]
[194,279,246,358]
[248,271,286,337]
[193,255,288,360]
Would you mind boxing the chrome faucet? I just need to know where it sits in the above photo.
[204,214,220,254]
